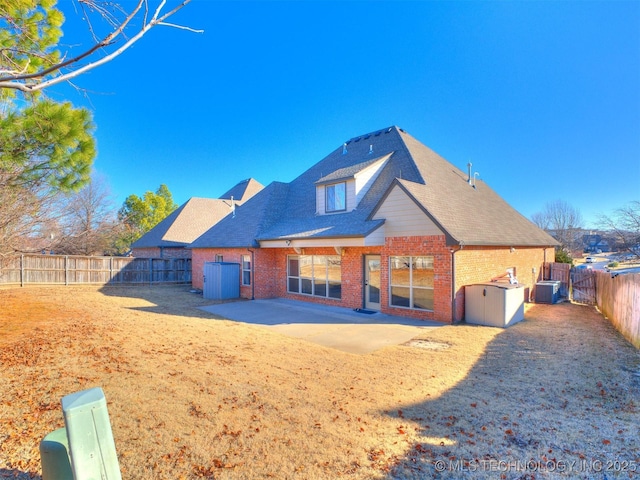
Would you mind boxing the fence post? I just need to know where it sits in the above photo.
[149,259,153,286]
[20,254,24,287]
[65,256,68,286]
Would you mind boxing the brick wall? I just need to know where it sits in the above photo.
[132,248,160,258]
[192,248,245,291]
[132,247,190,259]
[192,242,554,325]
[453,246,554,322]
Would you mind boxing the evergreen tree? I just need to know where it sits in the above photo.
[117,184,178,249]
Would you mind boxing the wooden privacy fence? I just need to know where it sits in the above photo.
[595,271,640,349]
[543,263,638,348]
[0,254,191,286]
[544,262,571,298]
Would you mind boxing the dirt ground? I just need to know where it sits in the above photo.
[1,285,639,479]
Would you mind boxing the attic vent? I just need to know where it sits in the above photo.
[374,131,381,136]
[467,162,480,188]
[354,137,361,142]
[364,134,371,139]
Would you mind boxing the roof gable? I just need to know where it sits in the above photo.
[371,181,446,239]
[393,131,558,246]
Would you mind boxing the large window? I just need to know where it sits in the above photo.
[242,255,251,286]
[287,255,341,299]
[325,183,346,212]
[389,256,434,310]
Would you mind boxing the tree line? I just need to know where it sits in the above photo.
[532,199,640,263]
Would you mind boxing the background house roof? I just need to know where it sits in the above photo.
[132,178,263,249]
[190,127,557,248]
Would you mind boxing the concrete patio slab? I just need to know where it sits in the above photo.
[199,298,442,354]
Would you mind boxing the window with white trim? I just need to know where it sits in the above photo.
[325,182,346,212]
[389,256,434,310]
[287,255,341,299]
[242,254,251,286]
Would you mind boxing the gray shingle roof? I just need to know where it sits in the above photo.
[190,127,557,248]
[189,182,290,248]
[131,197,233,248]
[132,178,264,249]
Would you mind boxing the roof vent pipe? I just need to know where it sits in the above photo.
[467,162,472,184]
[472,172,480,189]
[342,143,348,155]
[369,144,373,155]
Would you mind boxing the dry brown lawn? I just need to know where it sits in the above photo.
[1,285,639,479]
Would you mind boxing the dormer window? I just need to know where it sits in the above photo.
[315,153,391,215]
[325,182,346,212]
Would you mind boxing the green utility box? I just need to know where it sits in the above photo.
[40,387,121,480]
[40,428,73,480]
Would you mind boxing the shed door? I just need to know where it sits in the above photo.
[203,263,215,299]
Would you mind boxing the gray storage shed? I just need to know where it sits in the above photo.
[203,262,240,300]
[465,283,525,328]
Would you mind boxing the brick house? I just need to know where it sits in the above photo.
[131,178,263,258]
[189,127,557,323]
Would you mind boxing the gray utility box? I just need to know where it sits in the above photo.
[465,283,525,328]
[203,262,240,300]
[535,280,561,304]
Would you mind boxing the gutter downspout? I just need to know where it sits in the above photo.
[450,243,463,323]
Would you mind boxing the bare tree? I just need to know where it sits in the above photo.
[598,200,640,257]
[0,180,63,256]
[55,173,121,255]
[0,0,202,93]
[532,200,584,252]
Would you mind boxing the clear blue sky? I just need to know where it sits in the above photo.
[50,0,640,228]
